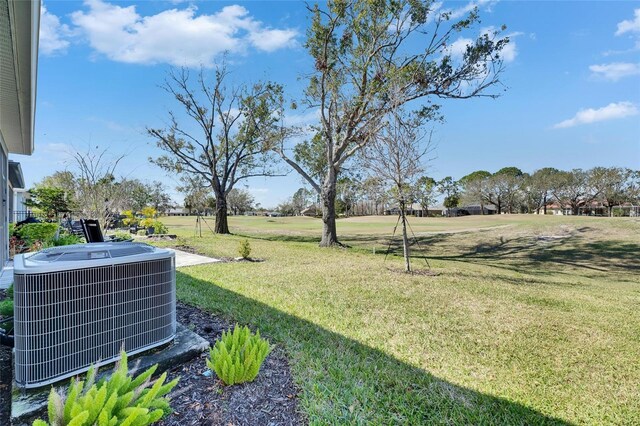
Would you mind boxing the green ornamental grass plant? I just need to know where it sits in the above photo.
[33,350,178,426]
[207,325,270,385]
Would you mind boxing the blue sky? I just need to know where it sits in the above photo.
[12,0,640,208]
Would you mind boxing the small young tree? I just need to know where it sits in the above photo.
[149,64,284,234]
[362,105,431,272]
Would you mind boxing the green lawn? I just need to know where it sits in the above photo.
[157,214,640,425]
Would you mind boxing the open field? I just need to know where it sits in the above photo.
[157,214,640,424]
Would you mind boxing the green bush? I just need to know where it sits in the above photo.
[148,221,168,234]
[111,231,133,241]
[238,239,251,259]
[33,350,179,426]
[16,223,59,244]
[206,325,270,385]
[612,207,625,217]
[6,283,13,300]
[137,230,147,236]
[0,300,13,317]
[45,233,82,247]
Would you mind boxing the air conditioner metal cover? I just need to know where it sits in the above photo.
[15,242,171,273]
[13,242,176,388]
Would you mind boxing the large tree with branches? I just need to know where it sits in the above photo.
[148,65,284,234]
[274,0,509,246]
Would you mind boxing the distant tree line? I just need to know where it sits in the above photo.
[458,166,639,216]
[281,166,639,218]
[26,148,173,226]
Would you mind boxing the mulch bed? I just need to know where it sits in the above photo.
[159,303,303,426]
[0,295,304,426]
[0,289,11,424]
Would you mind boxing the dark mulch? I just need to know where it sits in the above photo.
[0,289,11,423]
[175,244,199,254]
[159,302,303,426]
[0,296,303,426]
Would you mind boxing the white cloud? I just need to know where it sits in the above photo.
[615,8,640,36]
[249,28,298,52]
[448,27,520,63]
[448,37,474,58]
[70,0,297,67]
[589,62,640,81]
[553,102,639,129]
[284,109,320,127]
[446,0,498,20]
[39,4,72,55]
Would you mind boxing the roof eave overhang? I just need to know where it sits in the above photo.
[1,0,40,156]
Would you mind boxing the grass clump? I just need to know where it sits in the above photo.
[207,325,270,385]
[238,239,251,259]
[33,350,178,426]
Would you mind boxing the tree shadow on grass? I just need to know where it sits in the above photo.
[176,271,572,425]
[395,233,640,277]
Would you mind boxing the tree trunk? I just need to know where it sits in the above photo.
[480,200,485,215]
[543,194,547,215]
[400,202,411,273]
[609,205,613,217]
[572,204,580,216]
[497,199,502,214]
[320,175,339,247]
[214,196,230,234]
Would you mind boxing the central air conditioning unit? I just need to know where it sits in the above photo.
[13,242,176,388]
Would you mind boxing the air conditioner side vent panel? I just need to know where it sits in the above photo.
[13,252,176,388]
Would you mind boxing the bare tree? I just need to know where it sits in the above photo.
[361,105,432,272]
[72,147,127,228]
[148,64,284,234]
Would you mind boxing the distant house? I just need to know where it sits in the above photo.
[1,0,40,265]
[456,204,497,215]
[8,161,28,222]
[166,207,189,216]
[301,204,320,217]
[385,203,445,217]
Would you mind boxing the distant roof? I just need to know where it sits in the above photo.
[8,161,24,188]
[460,204,496,210]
